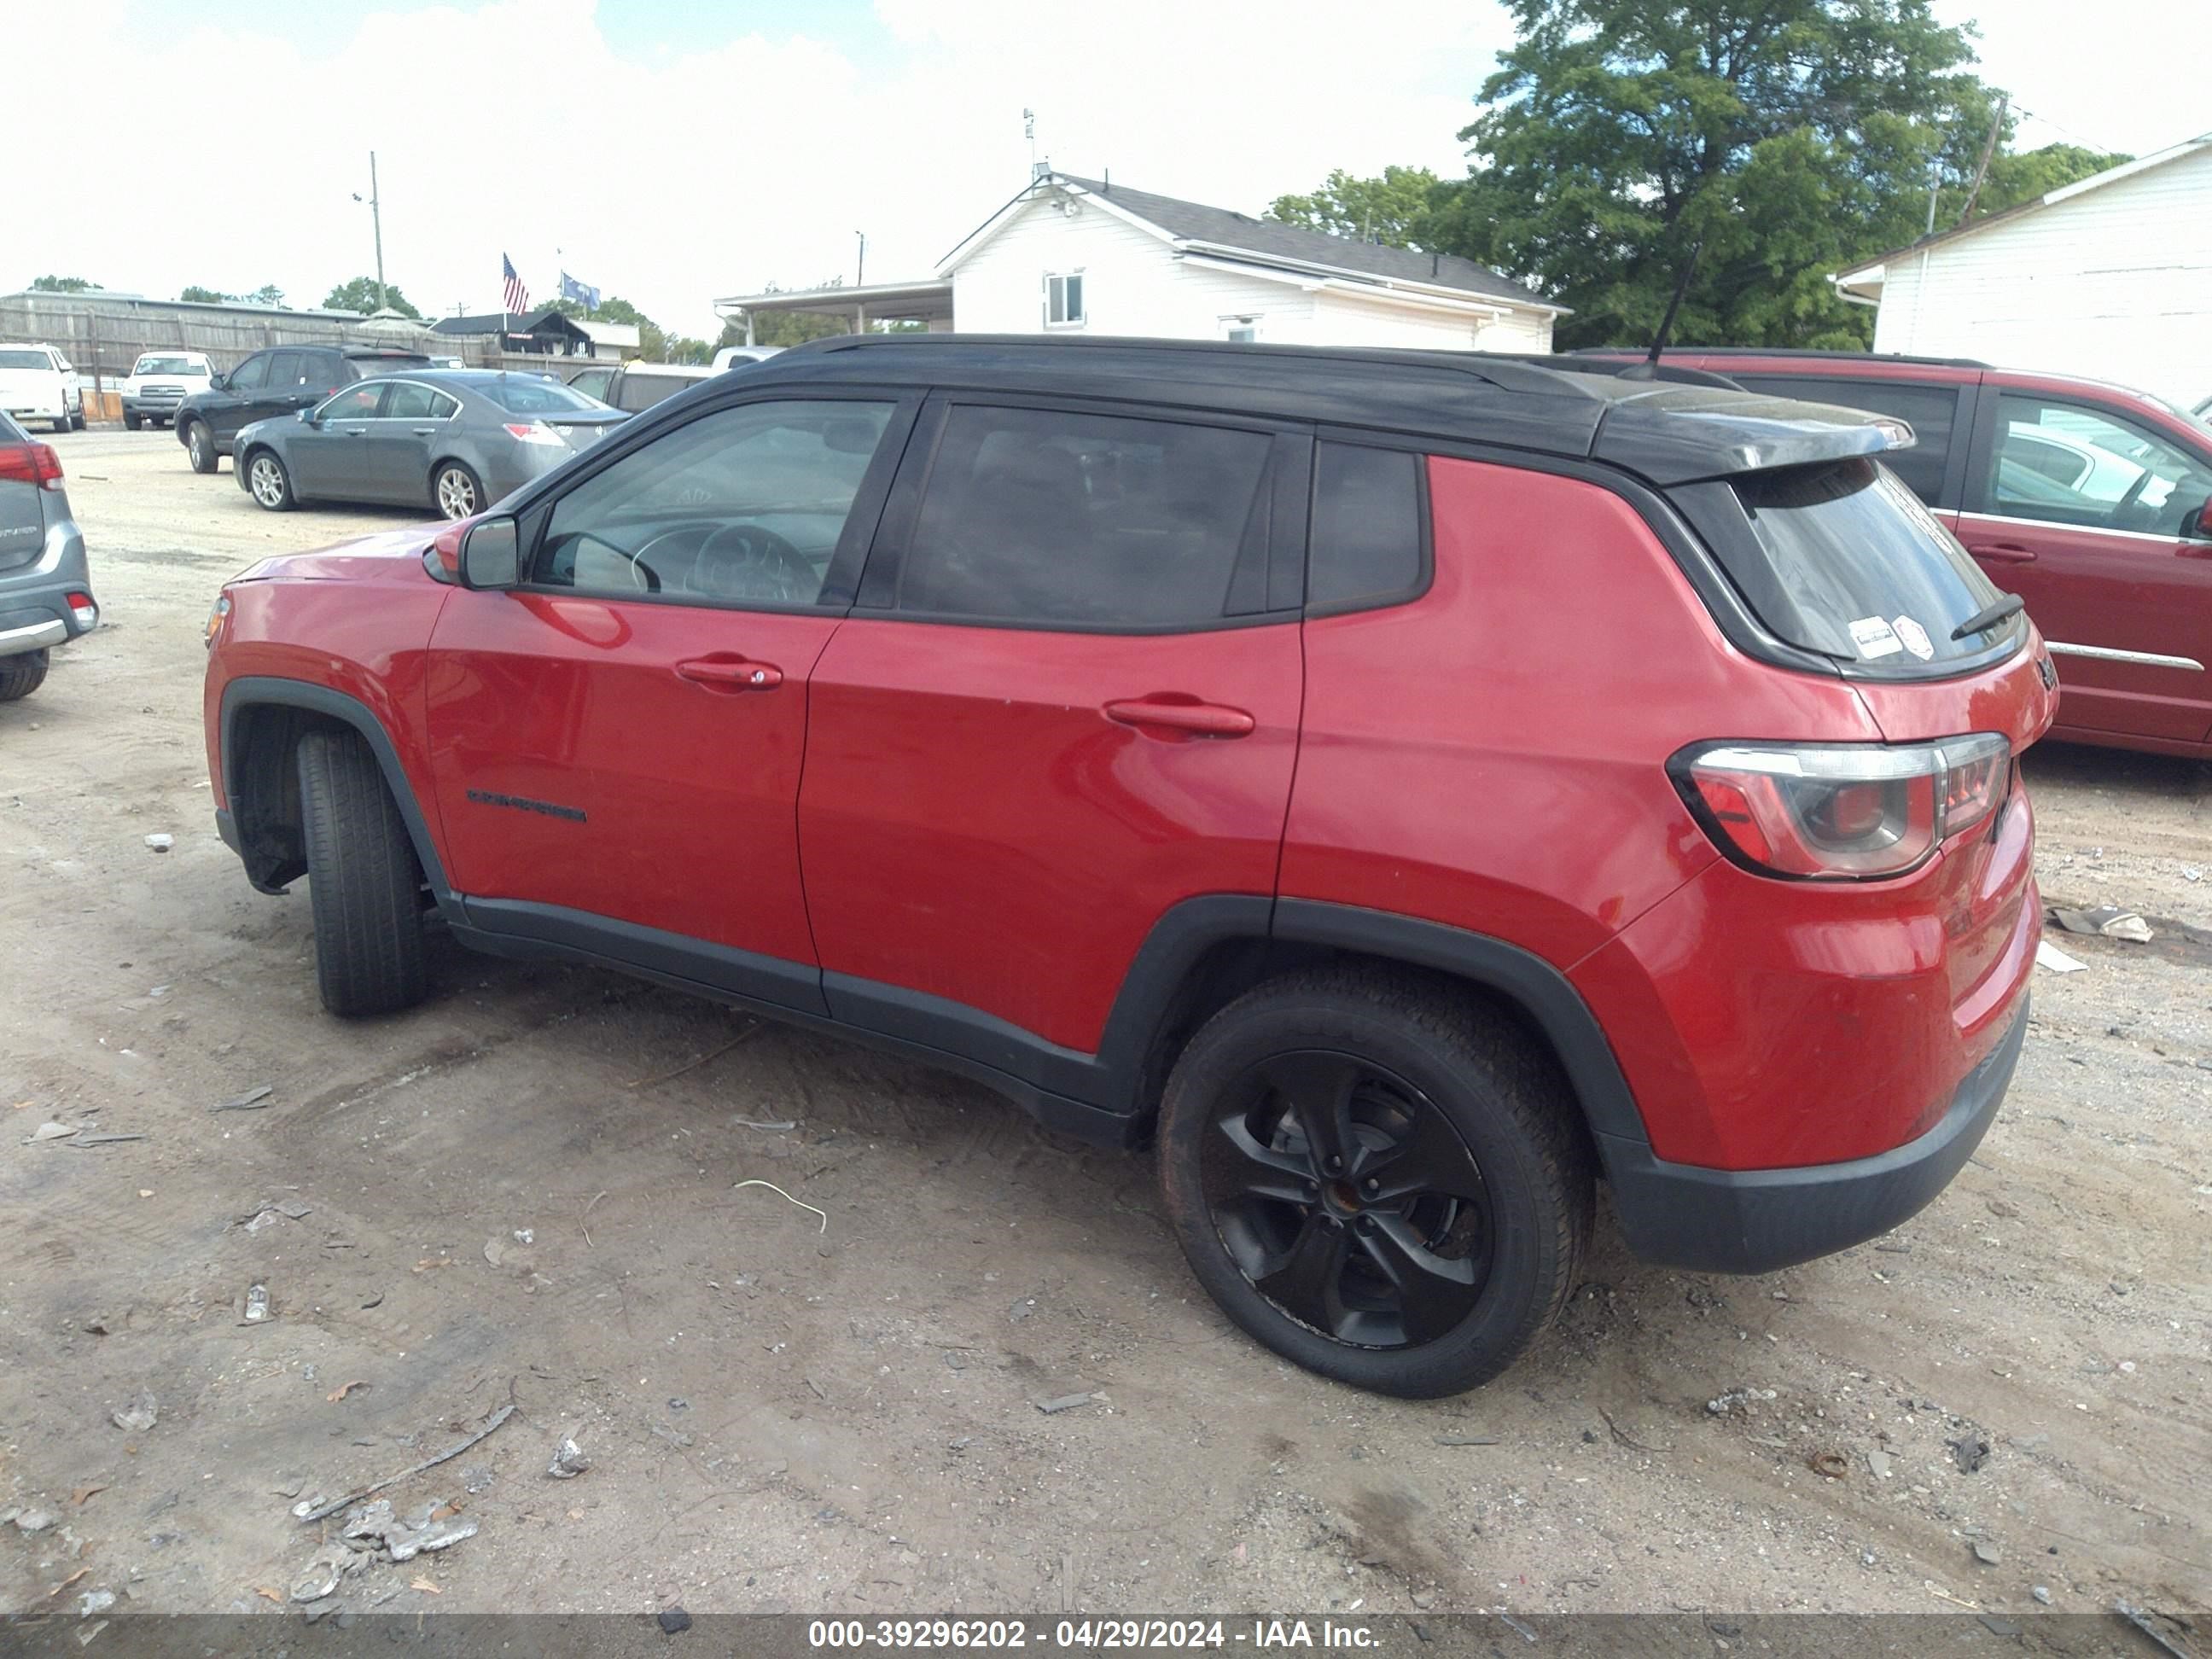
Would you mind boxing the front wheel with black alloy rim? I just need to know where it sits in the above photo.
[432,461,484,521]
[183,420,217,474]
[1156,969,1593,1398]
[246,450,294,511]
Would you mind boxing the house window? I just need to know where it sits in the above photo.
[1222,315,1260,343]
[1045,271,1086,327]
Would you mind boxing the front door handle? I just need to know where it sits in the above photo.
[675,655,783,691]
[410,427,436,436]
[1971,542,2038,563]
[1103,696,1256,738]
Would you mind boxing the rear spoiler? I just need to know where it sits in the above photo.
[1587,385,1914,486]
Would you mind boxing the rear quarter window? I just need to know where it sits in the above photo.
[1308,442,1425,611]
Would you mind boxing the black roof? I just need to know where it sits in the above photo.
[431,309,590,337]
[1039,177,1551,311]
[739,335,1901,486]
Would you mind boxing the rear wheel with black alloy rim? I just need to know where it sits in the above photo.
[246,450,294,511]
[1156,969,1592,1398]
[432,462,484,521]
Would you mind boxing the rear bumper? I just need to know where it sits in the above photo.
[0,517,95,655]
[1603,995,2026,1273]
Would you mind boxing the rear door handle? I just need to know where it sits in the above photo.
[675,655,783,691]
[1971,542,2038,563]
[1103,696,1255,738]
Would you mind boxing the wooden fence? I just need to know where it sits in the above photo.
[0,297,617,397]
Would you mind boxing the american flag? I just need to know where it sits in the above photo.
[501,253,529,315]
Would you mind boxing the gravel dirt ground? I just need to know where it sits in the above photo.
[1,430,2206,1626]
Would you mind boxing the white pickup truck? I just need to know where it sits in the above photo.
[122,351,214,430]
[0,343,84,434]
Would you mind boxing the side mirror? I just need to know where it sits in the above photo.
[209,372,228,391]
[296,407,316,424]
[460,517,521,590]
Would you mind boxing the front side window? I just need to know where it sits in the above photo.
[318,383,387,420]
[1986,395,2212,540]
[1045,271,1086,326]
[225,353,271,391]
[534,399,895,608]
[893,405,1273,628]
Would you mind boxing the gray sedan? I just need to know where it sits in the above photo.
[232,370,628,518]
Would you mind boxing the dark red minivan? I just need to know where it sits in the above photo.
[205,338,2055,1395]
[1593,349,2212,758]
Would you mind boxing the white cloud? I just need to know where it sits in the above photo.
[17,0,1509,339]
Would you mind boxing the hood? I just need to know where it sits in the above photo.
[234,521,445,585]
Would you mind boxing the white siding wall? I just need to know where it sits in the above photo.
[951,195,1555,351]
[1870,145,2212,404]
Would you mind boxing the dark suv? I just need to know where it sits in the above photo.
[176,346,433,474]
[1581,349,2212,757]
[203,337,2054,1396]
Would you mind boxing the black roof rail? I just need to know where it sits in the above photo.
[1568,345,1993,370]
[1487,353,1748,392]
[800,331,1618,401]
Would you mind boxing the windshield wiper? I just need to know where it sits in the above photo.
[1952,593,2025,642]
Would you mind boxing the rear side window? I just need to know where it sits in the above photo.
[1309,442,1423,610]
[1737,376,1958,504]
[383,382,457,421]
[1700,458,2007,667]
[894,405,1272,627]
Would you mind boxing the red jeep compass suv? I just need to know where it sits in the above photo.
[203,338,2055,1397]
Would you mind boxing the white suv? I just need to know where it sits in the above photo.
[122,351,214,430]
[0,344,84,434]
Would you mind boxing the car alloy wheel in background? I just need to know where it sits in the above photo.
[247,453,293,510]
[434,464,481,520]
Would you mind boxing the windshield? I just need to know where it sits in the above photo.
[0,350,53,371]
[484,376,604,414]
[134,356,204,375]
[1692,458,2011,668]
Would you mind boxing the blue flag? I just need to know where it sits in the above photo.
[559,271,601,311]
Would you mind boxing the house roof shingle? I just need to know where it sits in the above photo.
[1049,175,1547,309]
[433,309,588,336]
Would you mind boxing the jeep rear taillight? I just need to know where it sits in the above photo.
[0,440,63,490]
[1673,735,2010,880]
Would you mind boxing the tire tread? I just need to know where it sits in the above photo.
[296,728,428,1016]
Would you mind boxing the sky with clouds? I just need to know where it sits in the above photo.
[19,0,2211,338]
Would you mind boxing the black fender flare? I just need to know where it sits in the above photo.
[219,676,455,907]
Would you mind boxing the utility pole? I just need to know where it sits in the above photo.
[1956,96,2008,227]
[855,230,866,288]
[352,153,387,312]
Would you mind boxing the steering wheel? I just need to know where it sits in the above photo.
[695,523,818,603]
[574,530,661,593]
[2111,466,2158,527]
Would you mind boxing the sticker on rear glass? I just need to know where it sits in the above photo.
[1848,616,1904,660]
[1892,615,1934,661]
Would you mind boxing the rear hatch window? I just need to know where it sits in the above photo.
[1675,457,2017,672]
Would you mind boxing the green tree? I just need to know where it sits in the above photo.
[178,285,231,304]
[721,282,855,349]
[1427,0,2009,349]
[247,283,286,307]
[1267,166,1444,247]
[32,275,99,292]
[1969,142,2128,220]
[323,276,420,317]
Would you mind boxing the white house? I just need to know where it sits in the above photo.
[1832,133,2212,405]
[716,171,1562,352]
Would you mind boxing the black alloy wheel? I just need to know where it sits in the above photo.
[1202,1051,1492,1349]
